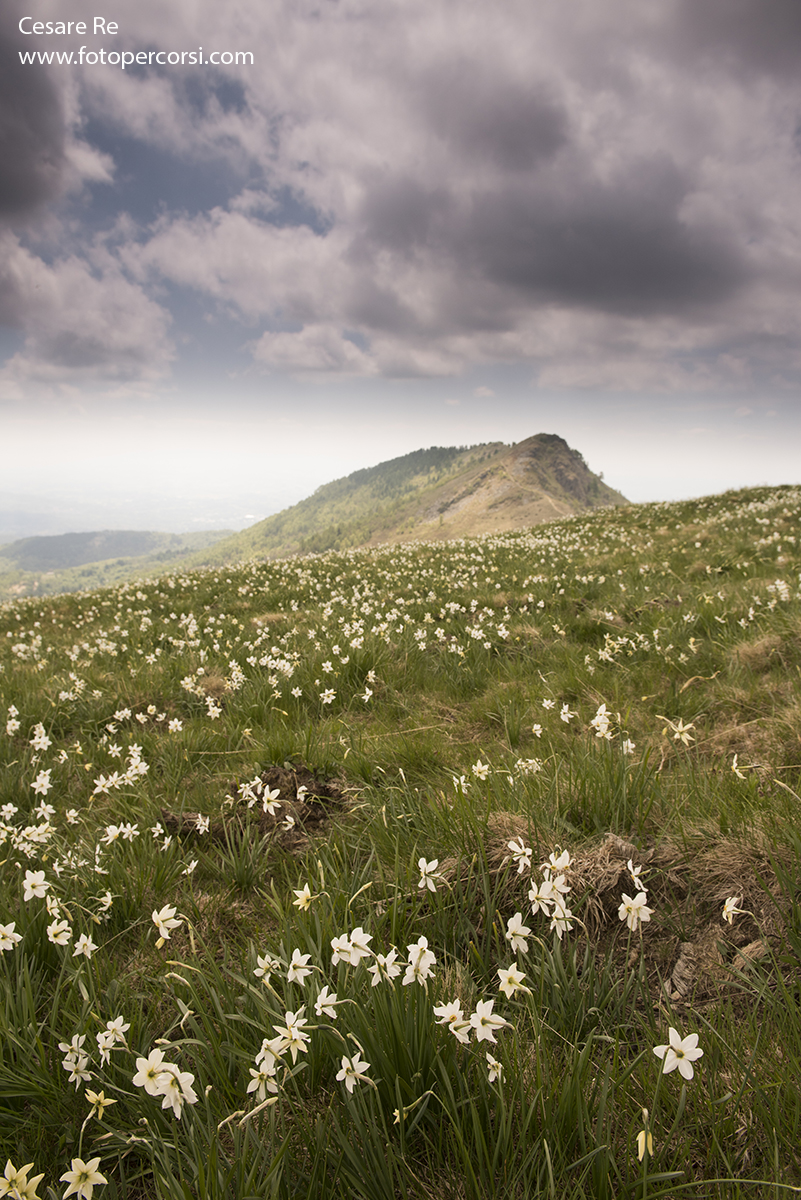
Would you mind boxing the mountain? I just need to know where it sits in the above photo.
[185,434,628,567]
[0,436,626,598]
[0,528,233,598]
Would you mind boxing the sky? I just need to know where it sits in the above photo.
[2,0,800,538]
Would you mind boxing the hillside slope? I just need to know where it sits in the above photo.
[188,433,627,566]
[0,529,232,599]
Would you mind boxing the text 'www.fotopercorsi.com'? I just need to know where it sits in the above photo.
[17,15,254,68]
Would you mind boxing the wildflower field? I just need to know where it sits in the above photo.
[1,484,800,1199]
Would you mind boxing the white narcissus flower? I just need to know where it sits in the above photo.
[336,1051,370,1093]
[433,999,471,1044]
[722,896,744,924]
[653,1028,704,1080]
[292,884,313,910]
[497,962,530,998]
[287,948,313,986]
[32,722,51,750]
[545,849,572,874]
[152,904,182,940]
[507,838,532,874]
[367,949,402,986]
[347,927,373,964]
[314,985,339,1018]
[471,759,490,780]
[330,934,353,966]
[96,1031,116,1066]
[60,1156,107,1200]
[528,877,555,916]
[31,769,53,795]
[672,718,695,745]
[486,1052,503,1083]
[417,858,440,892]
[549,898,574,941]
[72,933,98,959]
[618,892,653,932]
[273,1008,310,1064]
[158,1067,198,1119]
[627,860,646,889]
[86,1088,117,1120]
[132,1048,171,1096]
[64,1054,92,1088]
[263,787,281,816]
[469,999,510,1044]
[247,1065,278,1101]
[23,870,49,901]
[254,952,280,984]
[403,936,436,986]
[1,1159,45,1199]
[105,1015,130,1042]
[0,923,23,951]
[505,912,531,954]
[47,918,73,945]
[256,1035,286,1072]
[658,716,695,745]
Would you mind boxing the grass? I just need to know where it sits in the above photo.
[0,482,800,1197]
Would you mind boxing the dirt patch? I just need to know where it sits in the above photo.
[734,634,786,672]
[705,709,784,768]
[252,612,289,627]
[434,815,794,1006]
[162,764,348,851]
[199,674,228,700]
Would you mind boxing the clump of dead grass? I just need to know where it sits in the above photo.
[437,814,797,1005]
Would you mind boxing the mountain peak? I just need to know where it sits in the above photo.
[187,434,627,566]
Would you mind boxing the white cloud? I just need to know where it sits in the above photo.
[0,232,174,389]
[250,325,377,377]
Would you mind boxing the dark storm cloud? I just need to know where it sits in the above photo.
[667,0,801,77]
[463,158,751,316]
[355,176,454,258]
[0,13,65,219]
[418,65,568,171]
[347,153,749,332]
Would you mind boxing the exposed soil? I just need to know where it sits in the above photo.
[162,763,347,851]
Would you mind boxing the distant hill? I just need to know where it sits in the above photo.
[0,435,627,597]
[0,529,233,599]
[184,434,628,567]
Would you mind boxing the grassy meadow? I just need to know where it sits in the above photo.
[1,484,800,1199]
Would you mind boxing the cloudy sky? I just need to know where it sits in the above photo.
[2,0,800,536]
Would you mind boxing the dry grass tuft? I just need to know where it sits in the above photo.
[199,673,228,700]
[252,612,289,627]
[463,818,796,1003]
[734,633,786,672]
[162,763,348,853]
